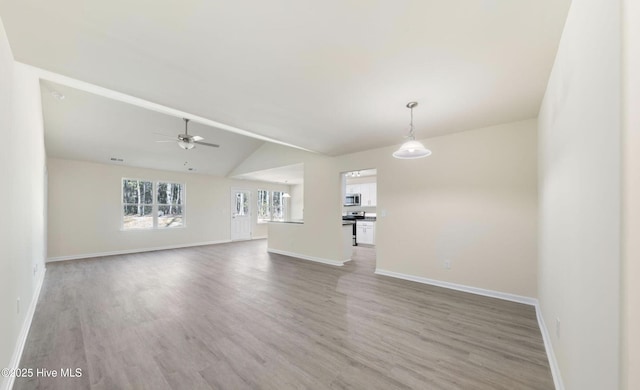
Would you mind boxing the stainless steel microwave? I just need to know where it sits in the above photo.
[344,193,361,207]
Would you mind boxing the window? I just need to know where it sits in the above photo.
[257,190,270,222]
[122,179,185,230]
[257,189,286,222]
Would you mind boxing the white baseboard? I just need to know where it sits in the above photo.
[535,303,564,390]
[46,240,232,263]
[374,268,537,305]
[1,266,46,390]
[267,248,350,267]
[251,235,268,240]
[374,268,563,390]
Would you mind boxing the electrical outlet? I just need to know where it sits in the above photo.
[556,317,561,338]
[444,259,452,269]
[17,298,20,314]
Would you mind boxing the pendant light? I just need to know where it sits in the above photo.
[392,102,432,159]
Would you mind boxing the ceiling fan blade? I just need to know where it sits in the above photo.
[153,133,177,139]
[192,135,204,142]
[155,140,176,143]
[195,141,220,148]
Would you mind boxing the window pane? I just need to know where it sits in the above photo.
[123,179,139,203]
[172,183,183,204]
[123,205,153,229]
[235,191,249,216]
[142,181,153,204]
[158,205,183,228]
[122,179,153,204]
[257,189,270,222]
[157,182,167,203]
[272,191,283,221]
[158,182,183,205]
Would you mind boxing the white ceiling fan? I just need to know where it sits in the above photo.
[155,118,220,150]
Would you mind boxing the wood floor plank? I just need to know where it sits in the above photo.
[14,240,553,389]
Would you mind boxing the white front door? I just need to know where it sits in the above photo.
[231,189,252,241]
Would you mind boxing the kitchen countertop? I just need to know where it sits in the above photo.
[269,220,304,224]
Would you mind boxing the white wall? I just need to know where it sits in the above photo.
[622,0,640,388]
[290,183,304,221]
[538,0,621,389]
[47,158,288,259]
[338,119,538,298]
[234,120,538,298]
[0,18,47,390]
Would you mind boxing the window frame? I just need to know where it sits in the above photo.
[121,178,187,231]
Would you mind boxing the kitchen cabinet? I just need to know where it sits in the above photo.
[346,184,360,196]
[363,183,376,206]
[346,182,377,207]
[356,220,375,245]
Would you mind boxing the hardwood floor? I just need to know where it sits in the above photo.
[15,240,553,389]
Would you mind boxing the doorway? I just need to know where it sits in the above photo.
[231,189,251,241]
[341,169,378,269]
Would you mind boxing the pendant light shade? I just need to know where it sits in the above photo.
[392,140,432,159]
[393,102,431,159]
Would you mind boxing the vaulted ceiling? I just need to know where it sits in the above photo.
[41,81,265,176]
[1,0,570,159]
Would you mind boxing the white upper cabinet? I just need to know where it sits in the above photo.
[364,182,376,207]
[346,184,361,196]
[346,180,376,207]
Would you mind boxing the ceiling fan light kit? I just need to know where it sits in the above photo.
[392,102,432,159]
[178,139,195,150]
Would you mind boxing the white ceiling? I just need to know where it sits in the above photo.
[1,0,570,156]
[41,81,265,176]
[232,163,304,185]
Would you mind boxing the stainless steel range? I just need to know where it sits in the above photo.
[342,211,365,246]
